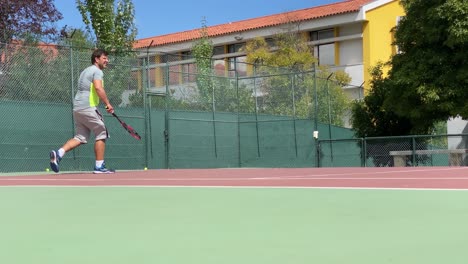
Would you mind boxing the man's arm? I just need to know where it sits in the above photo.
[93,79,114,113]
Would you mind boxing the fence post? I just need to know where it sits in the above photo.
[143,45,152,169]
[69,46,77,162]
[164,60,170,169]
[235,70,241,167]
[326,73,333,165]
[253,65,260,157]
[313,65,319,167]
[211,69,218,158]
[362,137,367,167]
[291,73,298,157]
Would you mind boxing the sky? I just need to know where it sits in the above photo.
[54,0,340,40]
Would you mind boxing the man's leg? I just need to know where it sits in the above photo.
[91,109,114,173]
[93,139,114,173]
[63,138,82,152]
[95,139,105,161]
[50,138,82,173]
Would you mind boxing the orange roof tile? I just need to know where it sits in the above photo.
[133,0,375,49]
[1,41,60,63]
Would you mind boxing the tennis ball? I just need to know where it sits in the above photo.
[46,168,50,172]
[144,167,148,171]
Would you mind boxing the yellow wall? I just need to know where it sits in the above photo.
[155,55,163,87]
[334,27,340,66]
[362,0,404,92]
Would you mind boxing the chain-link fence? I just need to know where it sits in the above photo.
[1,43,359,172]
[139,51,359,168]
[4,42,463,172]
[0,42,144,172]
[318,134,468,167]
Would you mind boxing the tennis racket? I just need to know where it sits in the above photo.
[108,111,141,140]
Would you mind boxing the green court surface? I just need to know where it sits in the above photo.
[0,187,467,264]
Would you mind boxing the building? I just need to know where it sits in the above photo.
[132,0,404,100]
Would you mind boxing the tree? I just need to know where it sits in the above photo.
[192,18,214,108]
[244,33,351,126]
[2,45,73,103]
[351,63,415,138]
[0,0,63,43]
[246,33,315,71]
[58,27,95,50]
[385,0,468,128]
[76,0,137,55]
[350,63,433,167]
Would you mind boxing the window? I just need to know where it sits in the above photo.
[148,68,157,87]
[213,46,225,56]
[317,43,335,66]
[140,55,156,66]
[265,38,275,48]
[180,51,192,60]
[162,54,171,63]
[394,16,404,54]
[310,28,335,65]
[228,43,244,53]
[213,59,226,76]
[228,56,247,77]
[181,63,195,83]
[310,29,334,41]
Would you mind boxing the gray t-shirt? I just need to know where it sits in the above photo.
[73,65,104,111]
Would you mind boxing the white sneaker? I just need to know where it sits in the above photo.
[93,162,115,174]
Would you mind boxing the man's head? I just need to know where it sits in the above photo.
[91,49,109,69]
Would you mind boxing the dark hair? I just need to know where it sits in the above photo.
[91,49,109,64]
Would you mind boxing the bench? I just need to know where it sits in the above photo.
[389,149,468,167]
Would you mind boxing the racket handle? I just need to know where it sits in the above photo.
[105,105,114,114]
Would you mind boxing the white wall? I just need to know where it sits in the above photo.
[448,116,468,148]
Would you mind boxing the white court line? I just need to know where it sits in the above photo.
[1,177,468,181]
[1,185,468,191]
[274,167,468,179]
[1,167,466,178]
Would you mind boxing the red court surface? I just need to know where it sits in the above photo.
[1,167,468,189]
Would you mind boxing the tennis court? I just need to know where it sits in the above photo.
[1,167,468,264]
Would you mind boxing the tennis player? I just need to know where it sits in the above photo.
[49,49,115,174]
